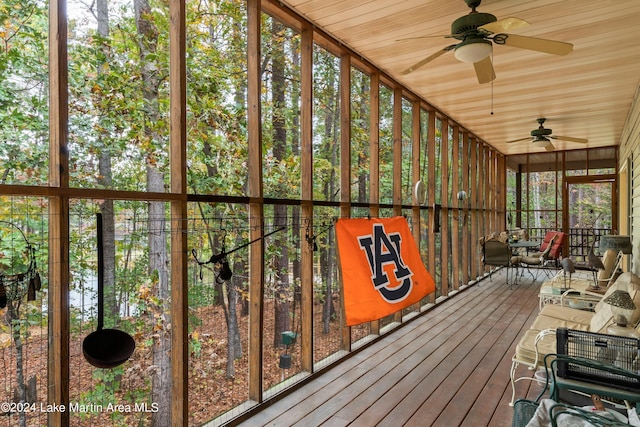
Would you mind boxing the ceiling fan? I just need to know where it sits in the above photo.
[506,118,588,151]
[400,0,573,84]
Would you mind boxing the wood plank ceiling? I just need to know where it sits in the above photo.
[279,0,640,157]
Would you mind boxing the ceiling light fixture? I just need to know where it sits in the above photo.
[454,38,492,63]
[532,136,551,148]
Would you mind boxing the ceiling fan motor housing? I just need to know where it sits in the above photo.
[451,13,497,39]
[531,127,553,137]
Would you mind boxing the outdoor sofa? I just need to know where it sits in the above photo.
[509,271,640,405]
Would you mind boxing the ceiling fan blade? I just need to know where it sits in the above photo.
[479,17,529,34]
[545,142,556,152]
[396,34,454,42]
[497,33,573,55]
[506,137,531,144]
[550,135,588,143]
[473,56,495,84]
[400,45,455,75]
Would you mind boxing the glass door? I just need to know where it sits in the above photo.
[566,180,615,261]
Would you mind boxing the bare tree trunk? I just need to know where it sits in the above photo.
[7,302,26,427]
[271,21,290,348]
[133,0,171,424]
[219,233,243,378]
[230,19,250,318]
[147,168,171,427]
[224,279,242,378]
[533,174,541,230]
[322,232,336,334]
[321,67,338,333]
[96,0,118,321]
[200,145,226,307]
[290,34,301,302]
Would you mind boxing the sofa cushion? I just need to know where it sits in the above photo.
[532,313,592,332]
[537,303,594,325]
[514,329,557,366]
[532,305,593,331]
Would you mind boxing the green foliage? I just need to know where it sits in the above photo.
[0,0,49,185]
[75,366,133,425]
[186,0,249,197]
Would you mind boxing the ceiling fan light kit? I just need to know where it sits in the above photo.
[454,38,492,63]
[532,137,551,148]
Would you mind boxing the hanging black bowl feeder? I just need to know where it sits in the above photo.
[278,354,292,369]
[82,213,135,369]
[278,331,298,369]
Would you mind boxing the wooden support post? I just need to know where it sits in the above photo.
[451,124,460,291]
[440,118,449,296]
[49,0,70,423]
[169,0,188,422]
[247,0,264,402]
[461,131,470,286]
[369,72,381,335]
[393,87,403,321]
[339,53,352,350]
[470,137,479,278]
[411,100,422,311]
[300,22,314,373]
[427,111,436,301]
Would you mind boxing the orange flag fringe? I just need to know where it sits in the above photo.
[336,216,435,326]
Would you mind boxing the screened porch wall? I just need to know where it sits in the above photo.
[3,0,505,425]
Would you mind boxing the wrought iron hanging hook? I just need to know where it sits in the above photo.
[306,220,335,252]
[192,226,287,283]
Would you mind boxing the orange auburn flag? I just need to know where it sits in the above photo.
[336,216,435,326]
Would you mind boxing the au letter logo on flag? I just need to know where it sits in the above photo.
[358,223,414,303]
[336,217,435,326]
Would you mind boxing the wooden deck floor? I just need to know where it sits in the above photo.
[234,270,545,427]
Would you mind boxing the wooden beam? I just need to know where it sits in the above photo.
[393,87,403,322]
[247,0,264,402]
[451,125,460,291]
[427,110,436,299]
[440,118,449,296]
[469,137,479,279]
[478,143,486,239]
[461,131,470,286]
[339,53,351,350]
[485,145,491,234]
[370,72,380,216]
[411,100,421,312]
[300,22,314,373]
[487,148,494,231]
[48,0,69,423]
[497,154,506,231]
[369,71,380,335]
[169,0,188,423]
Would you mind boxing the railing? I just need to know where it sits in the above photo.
[525,227,612,262]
